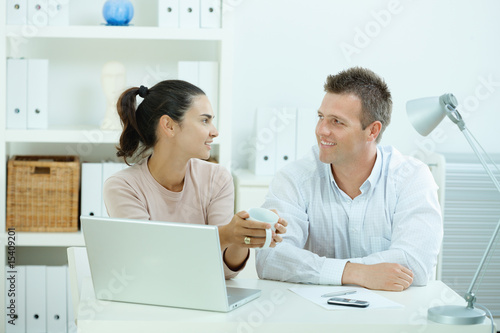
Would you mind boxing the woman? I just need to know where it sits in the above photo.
[103,80,287,278]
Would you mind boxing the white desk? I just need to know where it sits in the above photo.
[77,278,495,333]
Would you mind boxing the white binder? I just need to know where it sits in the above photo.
[48,0,69,26]
[81,163,103,217]
[7,0,28,25]
[251,108,277,176]
[296,108,318,159]
[178,61,199,85]
[26,265,47,333]
[200,0,221,28]
[275,108,297,172]
[179,0,200,28]
[158,0,179,28]
[6,266,26,333]
[198,61,219,121]
[46,266,67,333]
[27,0,48,26]
[27,59,49,129]
[6,58,28,129]
[101,163,127,217]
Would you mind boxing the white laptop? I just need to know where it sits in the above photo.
[81,216,261,312]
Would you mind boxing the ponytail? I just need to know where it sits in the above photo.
[115,80,205,165]
[116,87,147,165]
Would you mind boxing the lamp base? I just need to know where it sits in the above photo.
[428,305,485,325]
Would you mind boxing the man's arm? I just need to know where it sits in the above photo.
[342,262,414,291]
[256,161,442,289]
[255,170,350,285]
[344,162,443,288]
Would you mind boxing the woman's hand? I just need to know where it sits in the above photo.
[222,211,269,248]
[220,210,288,249]
[220,209,288,271]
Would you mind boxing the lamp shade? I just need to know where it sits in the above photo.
[406,96,446,136]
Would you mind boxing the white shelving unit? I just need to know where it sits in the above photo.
[5,127,121,143]
[0,2,233,330]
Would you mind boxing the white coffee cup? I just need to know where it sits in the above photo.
[247,207,279,248]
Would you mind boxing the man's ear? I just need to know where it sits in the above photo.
[159,115,176,137]
[367,121,382,142]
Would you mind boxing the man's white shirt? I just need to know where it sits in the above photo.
[256,145,443,285]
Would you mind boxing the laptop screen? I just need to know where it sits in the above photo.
[81,216,230,311]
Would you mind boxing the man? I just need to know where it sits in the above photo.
[256,67,443,291]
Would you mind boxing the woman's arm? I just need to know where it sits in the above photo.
[103,175,151,220]
[206,167,284,273]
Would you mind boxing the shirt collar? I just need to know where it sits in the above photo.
[327,162,337,188]
[361,146,382,193]
[328,146,383,195]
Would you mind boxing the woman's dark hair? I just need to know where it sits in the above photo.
[116,80,205,165]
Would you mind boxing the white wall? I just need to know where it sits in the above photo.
[230,0,500,170]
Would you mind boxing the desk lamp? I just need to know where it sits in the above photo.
[406,93,500,325]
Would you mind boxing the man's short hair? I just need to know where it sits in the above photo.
[324,67,392,143]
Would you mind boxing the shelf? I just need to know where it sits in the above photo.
[6,25,224,41]
[3,231,85,247]
[6,127,227,146]
[5,126,121,143]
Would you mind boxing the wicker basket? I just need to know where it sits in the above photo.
[6,155,80,232]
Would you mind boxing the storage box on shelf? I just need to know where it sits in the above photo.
[7,155,80,232]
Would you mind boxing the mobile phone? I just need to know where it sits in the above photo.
[327,297,370,308]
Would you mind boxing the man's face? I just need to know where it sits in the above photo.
[315,92,373,166]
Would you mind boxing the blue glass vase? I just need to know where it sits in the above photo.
[102,0,134,26]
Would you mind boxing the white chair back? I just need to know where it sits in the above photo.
[67,247,91,318]
[417,150,446,280]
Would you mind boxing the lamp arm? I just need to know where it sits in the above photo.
[460,127,500,306]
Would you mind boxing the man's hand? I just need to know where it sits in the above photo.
[270,209,288,244]
[341,262,414,291]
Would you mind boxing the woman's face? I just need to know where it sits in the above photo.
[174,95,218,161]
